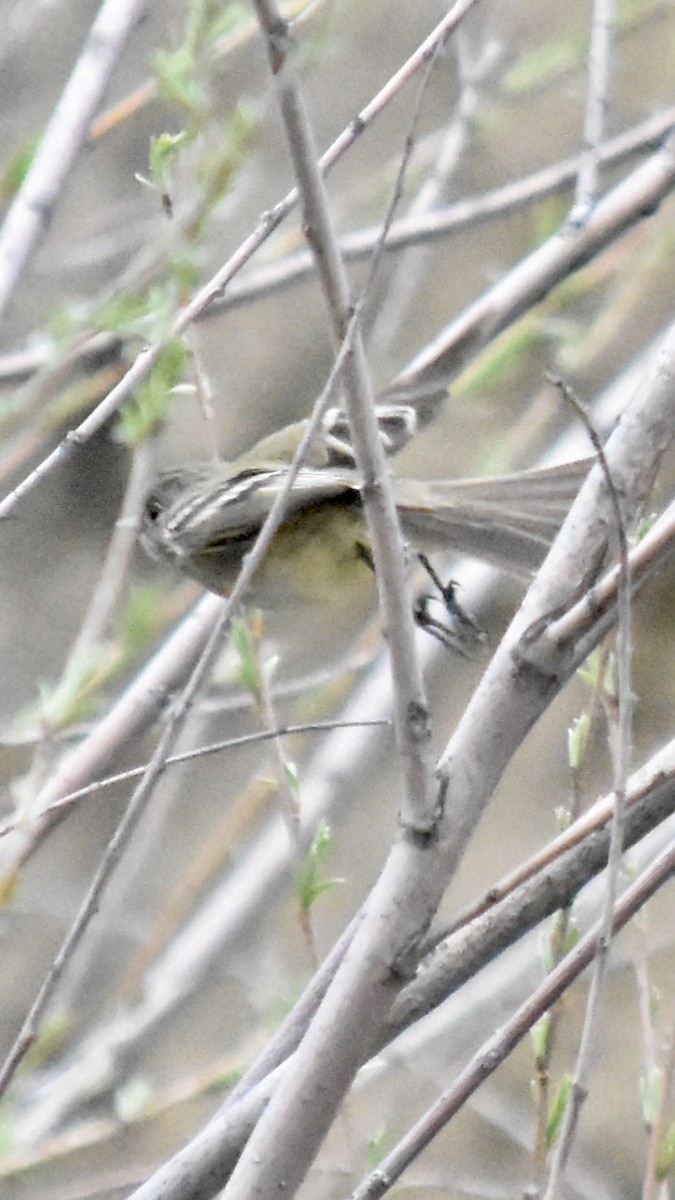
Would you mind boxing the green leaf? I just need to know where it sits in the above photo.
[641,1066,663,1127]
[115,338,189,444]
[296,820,343,914]
[567,711,591,771]
[0,131,41,197]
[531,1012,552,1060]
[208,2,250,43]
[150,130,191,183]
[546,1073,573,1146]
[657,1120,675,1180]
[577,648,604,690]
[93,291,156,336]
[48,299,89,346]
[283,759,300,796]
[148,130,192,214]
[232,616,263,702]
[198,101,255,205]
[366,1126,390,1169]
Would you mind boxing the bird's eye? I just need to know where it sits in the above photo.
[145,497,163,522]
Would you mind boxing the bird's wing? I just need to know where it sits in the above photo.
[163,464,358,553]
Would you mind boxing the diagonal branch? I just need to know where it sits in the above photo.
[0,0,146,321]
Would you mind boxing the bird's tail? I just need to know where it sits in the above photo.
[395,458,592,575]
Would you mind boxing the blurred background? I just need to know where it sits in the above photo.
[1,1,674,1197]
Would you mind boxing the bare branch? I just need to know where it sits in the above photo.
[571,0,615,222]
[0,0,146,320]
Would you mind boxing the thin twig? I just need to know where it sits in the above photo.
[369,29,497,362]
[542,377,633,1194]
[0,721,388,834]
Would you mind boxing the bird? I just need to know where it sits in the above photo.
[140,400,589,651]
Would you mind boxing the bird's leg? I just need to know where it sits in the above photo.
[414,553,487,657]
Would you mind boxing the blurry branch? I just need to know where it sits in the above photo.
[369,29,500,362]
[1,107,673,391]
[394,129,675,390]
[0,0,146,321]
[0,588,238,1099]
[571,0,615,223]
[214,104,675,318]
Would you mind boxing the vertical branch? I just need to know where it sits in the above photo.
[571,0,615,222]
[542,380,633,1194]
[251,0,437,835]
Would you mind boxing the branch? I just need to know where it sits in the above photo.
[0,0,145,320]
[394,132,675,389]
